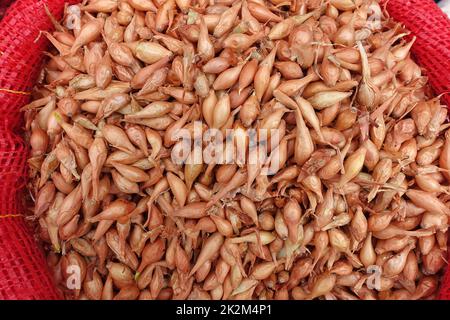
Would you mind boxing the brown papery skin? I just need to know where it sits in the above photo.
[25,0,448,301]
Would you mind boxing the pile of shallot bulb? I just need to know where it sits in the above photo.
[24,0,449,300]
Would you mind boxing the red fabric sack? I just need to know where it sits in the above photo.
[0,0,448,300]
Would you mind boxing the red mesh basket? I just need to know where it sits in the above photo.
[0,0,449,300]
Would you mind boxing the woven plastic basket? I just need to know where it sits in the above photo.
[0,0,449,300]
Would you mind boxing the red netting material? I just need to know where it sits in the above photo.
[381,0,450,300]
[383,0,450,109]
[0,0,449,300]
[0,0,15,21]
[0,0,72,300]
